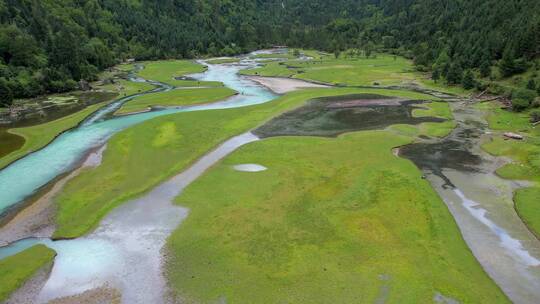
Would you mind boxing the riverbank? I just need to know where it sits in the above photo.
[400,99,540,303]
[0,145,107,246]
[477,101,540,238]
[0,244,56,302]
[0,101,112,171]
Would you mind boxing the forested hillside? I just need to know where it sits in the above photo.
[1,0,539,104]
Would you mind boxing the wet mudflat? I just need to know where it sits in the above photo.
[254,94,444,137]
[0,129,24,159]
[399,127,483,187]
[400,101,540,304]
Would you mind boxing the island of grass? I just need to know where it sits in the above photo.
[52,87,445,238]
[99,79,155,98]
[480,101,540,238]
[241,51,470,96]
[205,58,240,64]
[135,60,223,87]
[165,128,507,303]
[115,87,237,115]
[0,245,56,302]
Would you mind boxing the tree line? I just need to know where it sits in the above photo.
[1,0,539,106]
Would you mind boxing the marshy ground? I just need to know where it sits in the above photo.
[1,49,539,303]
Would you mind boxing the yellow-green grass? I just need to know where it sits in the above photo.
[100,79,155,97]
[166,131,508,303]
[206,58,240,64]
[136,60,222,87]
[53,87,440,238]
[416,78,471,96]
[116,87,237,115]
[0,102,110,170]
[0,245,56,302]
[408,101,456,138]
[241,53,471,96]
[242,54,416,86]
[481,101,540,238]
[115,63,136,72]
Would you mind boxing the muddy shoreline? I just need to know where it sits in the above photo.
[0,145,108,246]
[399,99,540,303]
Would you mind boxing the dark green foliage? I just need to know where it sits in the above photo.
[527,78,537,91]
[500,48,528,77]
[0,0,539,101]
[462,70,476,90]
[531,110,540,123]
[446,63,463,85]
[512,89,537,111]
[432,69,440,82]
[480,61,492,78]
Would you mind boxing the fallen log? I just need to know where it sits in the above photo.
[504,132,524,140]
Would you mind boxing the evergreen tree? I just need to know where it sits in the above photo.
[526,78,537,91]
[480,60,491,78]
[462,70,475,89]
[446,63,463,85]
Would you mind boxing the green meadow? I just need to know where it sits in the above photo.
[480,101,540,237]
[52,87,441,238]
[241,52,470,96]
[165,129,507,303]
[0,245,56,302]
[135,60,222,87]
[115,87,237,115]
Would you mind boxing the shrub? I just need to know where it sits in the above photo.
[512,98,530,111]
[530,110,540,123]
[511,88,537,111]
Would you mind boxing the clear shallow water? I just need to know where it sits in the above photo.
[0,62,276,214]
[0,132,260,303]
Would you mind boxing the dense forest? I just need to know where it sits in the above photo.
[0,0,539,105]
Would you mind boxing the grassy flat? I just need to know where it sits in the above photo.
[116,87,237,115]
[0,102,110,170]
[413,101,456,137]
[0,245,56,302]
[480,101,540,238]
[99,79,155,97]
[136,60,222,87]
[241,54,415,86]
[53,88,439,238]
[166,131,508,303]
[241,52,470,96]
[206,58,240,64]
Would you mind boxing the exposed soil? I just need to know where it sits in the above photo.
[246,76,329,94]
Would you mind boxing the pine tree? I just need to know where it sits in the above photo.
[446,62,463,85]
[462,70,475,89]
[480,60,491,78]
[526,78,536,90]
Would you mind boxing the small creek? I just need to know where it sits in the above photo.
[0,55,274,303]
[400,101,540,304]
[0,132,259,303]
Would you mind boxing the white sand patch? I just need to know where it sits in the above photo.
[233,164,268,172]
[246,76,329,94]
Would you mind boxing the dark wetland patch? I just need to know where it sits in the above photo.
[399,127,484,187]
[0,128,24,159]
[254,94,445,138]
